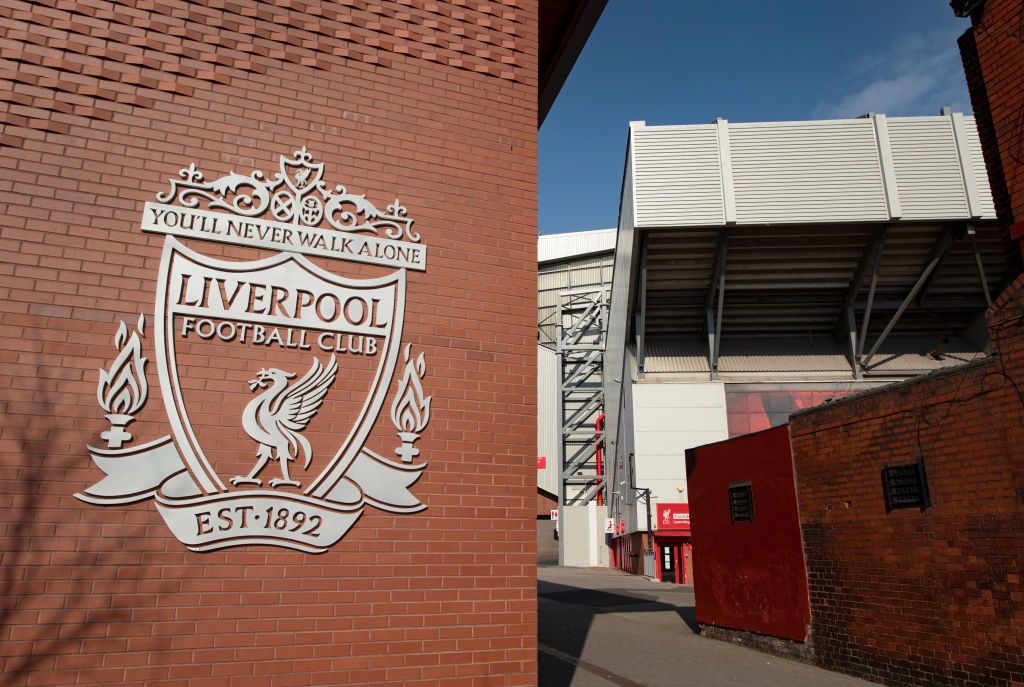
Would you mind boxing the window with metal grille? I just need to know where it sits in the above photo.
[882,461,930,511]
[729,482,754,522]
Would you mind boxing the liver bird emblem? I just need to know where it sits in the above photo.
[231,355,338,488]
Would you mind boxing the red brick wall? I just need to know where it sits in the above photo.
[0,2,539,686]
[958,0,1024,273]
[789,275,1024,686]
[686,425,811,643]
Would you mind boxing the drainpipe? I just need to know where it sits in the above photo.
[595,413,605,506]
[643,488,653,551]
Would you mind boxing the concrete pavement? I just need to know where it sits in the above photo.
[538,565,873,687]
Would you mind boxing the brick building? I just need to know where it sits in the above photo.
[0,2,606,686]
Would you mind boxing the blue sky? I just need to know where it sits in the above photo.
[539,0,974,234]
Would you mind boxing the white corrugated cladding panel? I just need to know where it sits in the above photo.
[964,116,998,219]
[537,346,559,496]
[538,228,617,263]
[887,117,970,220]
[538,270,570,291]
[633,125,725,227]
[729,119,889,224]
[560,506,590,567]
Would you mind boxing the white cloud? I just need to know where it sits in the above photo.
[813,30,971,119]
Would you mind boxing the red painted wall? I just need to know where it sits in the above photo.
[685,425,810,642]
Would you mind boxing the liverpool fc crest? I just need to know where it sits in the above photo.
[77,148,431,553]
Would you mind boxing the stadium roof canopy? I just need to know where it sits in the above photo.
[604,112,1007,398]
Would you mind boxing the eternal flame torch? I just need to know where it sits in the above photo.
[96,314,148,449]
[391,344,431,463]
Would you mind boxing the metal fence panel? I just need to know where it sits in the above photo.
[643,551,656,578]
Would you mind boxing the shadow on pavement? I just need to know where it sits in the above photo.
[538,570,698,686]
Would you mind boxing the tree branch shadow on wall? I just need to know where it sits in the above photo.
[0,354,175,686]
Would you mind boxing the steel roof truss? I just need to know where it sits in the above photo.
[861,224,956,369]
[915,225,960,309]
[833,225,887,343]
[702,230,728,380]
[703,230,728,332]
[845,304,862,378]
[858,230,888,358]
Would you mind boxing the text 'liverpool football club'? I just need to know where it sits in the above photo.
[172,272,390,355]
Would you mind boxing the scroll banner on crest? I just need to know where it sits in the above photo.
[76,437,425,553]
[141,203,427,272]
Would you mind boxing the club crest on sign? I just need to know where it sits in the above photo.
[77,148,431,553]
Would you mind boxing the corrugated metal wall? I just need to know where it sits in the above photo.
[730,119,888,224]
[633,124,724,227]
[887,117,970,220]
[629,113,996,228]
[538,254,614,348]
[964,118,997,218]
[560,504,610,568]
[538,228,616,263]
[537,345,559,496]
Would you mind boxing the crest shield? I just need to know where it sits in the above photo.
[154,238,406,497]
[78,147,429,553]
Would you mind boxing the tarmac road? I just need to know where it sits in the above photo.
[537,565,874,687]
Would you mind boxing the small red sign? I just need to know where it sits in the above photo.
[656,503,691,532]
[537,456,546,469]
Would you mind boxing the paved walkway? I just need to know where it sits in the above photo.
[538,565,873,687]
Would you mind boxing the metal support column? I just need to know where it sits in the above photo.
[555,301,566,565]
[834,226,887,377]
[636,235,648,374]
[915,224,957,308]
[845,304,862,379]
[966,224,993,309]
[858,230,887,358]
[705,230,727,380]
[862,224,955,369]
